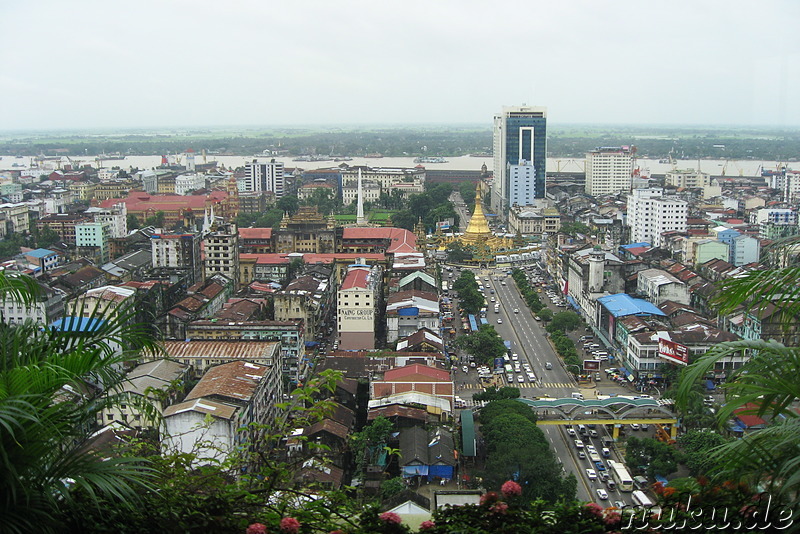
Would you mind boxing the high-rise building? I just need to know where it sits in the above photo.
[491,105,547,217]
[239,159,285,197]
[626,188,688,248]
[203,222,240,292]
[585,146,634,196]
[507,160,537,207]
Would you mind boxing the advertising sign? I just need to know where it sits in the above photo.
[583,359,600,371]
[658,338,689,366]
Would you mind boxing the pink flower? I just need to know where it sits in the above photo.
[501,480,522,498]
[379,512,402,525]
[604,510,622,525]
[584,502,604,518]
[247,524,268,534]
[479,491,499,506]
[280,517,301,534]
[490,502,509,515]
[420,520,435,530]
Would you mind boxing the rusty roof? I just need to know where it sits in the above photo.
[163,398,237,420]
[185,360,269,404]
[157,340,278,360]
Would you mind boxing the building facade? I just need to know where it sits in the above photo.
[626,188,688,248]
[491,105,547,216]
[337,265,381,350]
[239,159,285,197]
[585,146,634,197]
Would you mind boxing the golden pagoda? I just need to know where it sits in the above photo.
[434,181,511,263]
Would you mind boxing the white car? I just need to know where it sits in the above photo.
[574,440,585,449]
[630,423,640,431]
[511,353,519,361]
[462,366,468,373]
[566,428,576,437]
[586,469,597,480]
[513,308,519,314]
[517,375,525,383]
[497,318,503,324]
[578,450,586,459]
[596,488,609,500]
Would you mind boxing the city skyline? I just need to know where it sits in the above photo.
[1,1,799,130]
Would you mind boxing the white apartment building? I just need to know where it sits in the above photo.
[0,203,30,234]
[203,223,239,291]
[337,265,381,351]
[585,147,634,196]
[342,181,381,206]
[508,160,537,206]
[751,208,797,226]
[97,168,119,181]
[84,203,127,239]
[239,159,285,197]
[340,166,426,190]
[636,268,689,306]
[175,173,206,195]
[163,360,281,464]
[665,169,710,189]
[626,188,688,248]
[0,279,65,326]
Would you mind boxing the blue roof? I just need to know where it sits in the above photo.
[51,316,106,333]
[27,248,56,259]
[597,294,666,318]
[620,242,651,250]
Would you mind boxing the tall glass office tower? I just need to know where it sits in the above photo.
[491,106,547,218]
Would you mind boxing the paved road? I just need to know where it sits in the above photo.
[455,265,642,505]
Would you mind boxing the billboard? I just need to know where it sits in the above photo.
[583,359,601,371]
[658,338,689,366]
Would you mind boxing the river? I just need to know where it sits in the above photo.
[0,154,786,177]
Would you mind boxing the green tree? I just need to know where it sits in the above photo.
[390,209,417,231]
[537,308,553,322]
[143,210,165,228]
[446,240,472,264]
[454,324,506,365]
[677,429,729,475]
[126,213,140,230]
[546,311,582,333]
[0,233,25,260]
[349,416,395,474]
[626,436,678,479]
[276,194,299,216]
[473,386,520,402]
[0,274,161,534]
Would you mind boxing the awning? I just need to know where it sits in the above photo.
[304,341,319,348]
[618,367,630,377]
[402,465,429,478]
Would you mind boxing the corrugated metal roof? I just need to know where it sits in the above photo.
[597,294,667,318]
[157,340,278,360]
[185,360,268,403]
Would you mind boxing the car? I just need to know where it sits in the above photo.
[497,318,503,324]
[589,430,599,438]
[596,489,609,500]
[607,479,617,490]
[517,375,525,383]
[630,423,640,431]
[484,277,489,281]
[574,440,585,449]
[567,428,576,437]
[469,361,476,368]
[601,447,610,458]
[511,353,519,361]
[513,308,519,314]
[462,366,468,373]
[545,362,553,370]
[586,469,597,481]
[638,394,652,399]
[526,372,535,381]
[640,423,649,431]
[506,374,514,382]
[577,450,586,459]
[613,500,625,509]
[586,444,597,454]
[605,368,618,375]
[490,297,496,302]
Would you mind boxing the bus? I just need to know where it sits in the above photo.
[504,364,513,375]
[503,340,512,355]
[631,490,654,507]
[607,460,634,492]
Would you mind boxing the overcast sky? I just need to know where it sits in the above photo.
[1,1,799,130]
